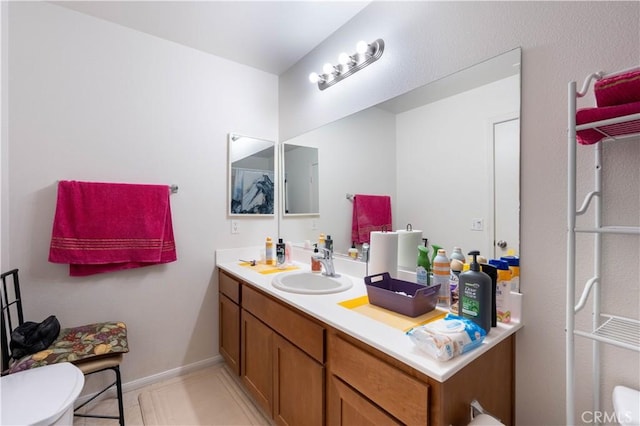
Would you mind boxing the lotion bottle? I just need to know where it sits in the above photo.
[265,237,275,266]
[432,249,450,307]
[348,242,358,259]
[458,251,492,333]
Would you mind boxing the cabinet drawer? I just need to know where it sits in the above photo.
[242,284,325,363]
[219,270,241,303]
[329,334,429,426]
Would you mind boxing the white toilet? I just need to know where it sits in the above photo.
[613,386,640,426]
[1,362,85,426]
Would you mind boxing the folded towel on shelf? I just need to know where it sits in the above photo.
[595,69,640,107]
[351,194,392,244]
[49,181,177,276]
[576,101,640,145]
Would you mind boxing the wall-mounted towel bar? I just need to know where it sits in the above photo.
[346,193,354,201]
[56,181,178,194]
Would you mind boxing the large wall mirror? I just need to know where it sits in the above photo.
[282,144,319,215]
[279,48,521,260]
[228,133,276,215]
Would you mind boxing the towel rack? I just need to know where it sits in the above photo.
[346,193,354,201]
[56,181,179,194]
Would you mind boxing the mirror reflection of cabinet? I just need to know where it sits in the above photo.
[228,133,276,216]
[282,144,319,216]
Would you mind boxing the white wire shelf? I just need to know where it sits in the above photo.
[574,314,640,352]
[574,225,640,235]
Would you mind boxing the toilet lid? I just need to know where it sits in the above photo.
[1,362,85,426]
[613,386,640,426]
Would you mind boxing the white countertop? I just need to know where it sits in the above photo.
[216,246,523,383]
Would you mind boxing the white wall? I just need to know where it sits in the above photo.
[396,75,519,258]
[280,2,639,425]
[4,1,278,389]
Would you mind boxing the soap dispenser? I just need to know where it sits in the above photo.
[311,244,321,273]
[458,251,492,333]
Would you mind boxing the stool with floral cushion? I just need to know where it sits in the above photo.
[1,269,128,425]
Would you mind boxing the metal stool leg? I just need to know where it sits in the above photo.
[74,365,125,425]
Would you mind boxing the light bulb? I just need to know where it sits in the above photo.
[308,72,320,84]
[338,52,351,65]
[322,63,335,75]
[356,40,369,54]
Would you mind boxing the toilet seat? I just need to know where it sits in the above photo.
[1,362,85,426]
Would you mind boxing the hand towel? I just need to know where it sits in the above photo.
[595,69,640,107]
[49,181,177,276]
[351,194,392,244]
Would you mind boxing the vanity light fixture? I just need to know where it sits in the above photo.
[308,39,385,91]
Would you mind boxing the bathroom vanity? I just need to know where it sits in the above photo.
[216,249,522,426]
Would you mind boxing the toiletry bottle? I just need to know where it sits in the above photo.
[285,241,292,265]
[450,247,466,263]
[432,249,450,307]
[265,237,274,265]
[449,259,464,314]
[318,233,326,250]
[325,235,333,255]
[416,238,431,286]
[458,251,492,333]
[348,242,358,259]
[500,255,520,292]
[276,238,286,266]
[490,259,512,323]
[311,244,321,273]
[480,262,498,328]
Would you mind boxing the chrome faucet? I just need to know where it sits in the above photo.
[314,248,337,277]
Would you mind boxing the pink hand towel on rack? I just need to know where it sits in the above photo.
[351,194,392,244]
[49,181,177,276]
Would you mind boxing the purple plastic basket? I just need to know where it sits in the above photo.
[364,272,440,317]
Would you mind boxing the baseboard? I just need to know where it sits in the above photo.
[75,355,223,406]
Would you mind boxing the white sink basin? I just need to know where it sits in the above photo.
[272,272,353,294]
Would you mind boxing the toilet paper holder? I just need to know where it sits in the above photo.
[470,399,502,423]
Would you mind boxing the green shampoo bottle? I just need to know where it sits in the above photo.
[458,251,492,333]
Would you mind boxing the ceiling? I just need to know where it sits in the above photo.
[53,1,371,75]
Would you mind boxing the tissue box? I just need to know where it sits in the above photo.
[365,272,440,317]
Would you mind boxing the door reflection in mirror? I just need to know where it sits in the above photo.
[282,144,319,215]
[228,133,275,215]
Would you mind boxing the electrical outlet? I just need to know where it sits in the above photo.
[231,220,239,234]
[471,218,484,231]
[311,219,318,230]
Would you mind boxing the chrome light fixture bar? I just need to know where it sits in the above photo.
[309,39,385,91]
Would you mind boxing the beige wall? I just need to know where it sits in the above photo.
[280,2,639,425]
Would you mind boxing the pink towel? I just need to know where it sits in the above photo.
[351,194,392,244]
[595,70,640,107]
[49,181,177,276]
[576,101,640,145]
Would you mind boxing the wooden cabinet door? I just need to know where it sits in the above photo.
[327,375,402,426]
[241,310,273,417]
[219,293,240,375]
[273,334,324,426]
